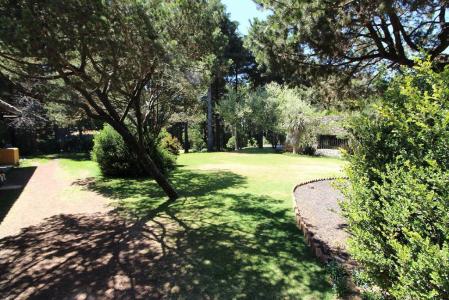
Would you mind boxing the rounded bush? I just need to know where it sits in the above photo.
[92,124,177,177]
[159,128,182,155]
[226,136,236,150]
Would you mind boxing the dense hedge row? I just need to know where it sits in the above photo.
[342,61,449,299]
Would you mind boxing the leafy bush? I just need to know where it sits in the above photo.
[226,136,236,150]
[326,260,350,297]
[302,145,316,156]
[341,61,449,299]
[159,128,182,155]
[248,137,257,148]
[92,124,177,177]
[189,125,206,151]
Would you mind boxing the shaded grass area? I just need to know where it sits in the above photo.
[235,146,280,154]
[2,149,345,299]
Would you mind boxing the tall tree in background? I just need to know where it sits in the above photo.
[265,84,320,154]
[217,85,249,151]
[246,86,280,147]
[247,0,449,77]
[0,0,227,199]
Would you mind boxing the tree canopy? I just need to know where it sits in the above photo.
[0,0,229,198]
[247,0,449,78]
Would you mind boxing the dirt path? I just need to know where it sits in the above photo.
[0,160,111,238]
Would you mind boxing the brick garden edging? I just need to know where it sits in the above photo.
[292,177,349,264]
[292,177,362,299]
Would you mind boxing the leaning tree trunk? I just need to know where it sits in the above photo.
[112,122,179,200]
[135,143,179,200]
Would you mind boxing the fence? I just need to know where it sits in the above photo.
[318,135,348,149]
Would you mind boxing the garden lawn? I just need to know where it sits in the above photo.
[21,149,345,299]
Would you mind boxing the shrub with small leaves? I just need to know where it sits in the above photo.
[341,61,449,299]
[326,260,350,297]
[92,124,177,177]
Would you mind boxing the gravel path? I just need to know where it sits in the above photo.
[293,180,350,263]
[0,160,111,238]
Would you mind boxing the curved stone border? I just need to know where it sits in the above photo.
[291,177,349,264]
[292,177,361,299]
[292,176,348,194]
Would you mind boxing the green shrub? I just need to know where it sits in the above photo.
[326,260,350,297]
[226,136,236,150]
[159,128,182,155]
[189,125,206,151]
[92,124,177,177]
[248,137,257,148]
[341,61,449,299]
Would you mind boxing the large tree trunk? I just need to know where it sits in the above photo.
[233,125,238,151]
[257,131,263,149]
[214,116,221,151]
[183,122,189,153]
[207,86,214,152]
[135,143,179,200]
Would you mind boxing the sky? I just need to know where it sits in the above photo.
[221,0,270,35]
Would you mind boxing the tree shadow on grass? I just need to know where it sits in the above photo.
[0,168,335,299]
[73,169,247,218]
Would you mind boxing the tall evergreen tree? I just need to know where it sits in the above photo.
[0,0,228,199]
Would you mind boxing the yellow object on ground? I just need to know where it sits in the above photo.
[0,148,20,165]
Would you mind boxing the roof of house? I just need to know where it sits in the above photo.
[316,115,349,138]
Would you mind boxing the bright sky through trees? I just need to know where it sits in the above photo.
[222,0,269,35]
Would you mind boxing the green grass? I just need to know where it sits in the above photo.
[22,149,346,299]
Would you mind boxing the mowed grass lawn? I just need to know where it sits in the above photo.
[24,149,345,299]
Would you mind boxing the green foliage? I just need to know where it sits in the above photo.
[226,136,236,150]
[189,124,206,152]
[341,61,449,299]
[247,137,257,148]
[159,128,182,155]
[0,0,233,198]
[218,83,324,154]
[92,125,138,177]
[92,124,176,177]
[217,86,251,145]
[248,1,448,77]
[266,83,321,154]
[246,86,280,134]
[326,260,350,297]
